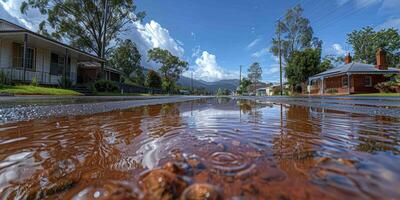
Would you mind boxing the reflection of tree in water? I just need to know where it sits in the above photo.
[272,105,321,176]
[355,116,400,154]
[142,103,182,138]
[217,97,231,104]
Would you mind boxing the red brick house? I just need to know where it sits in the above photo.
[308,49,400,95]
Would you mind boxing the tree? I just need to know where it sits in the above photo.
[145,70,162,89]
[247,62,262,93]
[147,48,188,92]
[270,5,321,63]
[237,78,252,95]
[110,39,143,84]
[347,27,400,67]
[285,48,329,91]
[21,0,145,58]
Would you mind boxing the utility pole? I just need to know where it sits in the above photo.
[278,19,283,96]
[100,0,108,79]
[239,65,242,82]
[191,71,193,93]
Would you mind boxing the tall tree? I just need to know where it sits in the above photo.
[109,39,143,84]
[247,62,262,93]
[145,70,162,89]
[270,5,321,63]
[347,27,400,67]
[21,0,145,58]
[285,48,330,91]
[147,48,188,92]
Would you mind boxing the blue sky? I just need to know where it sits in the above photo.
[1,0,400,82]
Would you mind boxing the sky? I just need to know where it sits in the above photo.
[1,0,400,83]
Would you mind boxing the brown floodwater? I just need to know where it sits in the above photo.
[0,98,400,200]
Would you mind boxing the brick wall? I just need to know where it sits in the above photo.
[325,75,349,94]
[352,74,386,93]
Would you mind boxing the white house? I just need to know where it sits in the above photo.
[0,18,106,85]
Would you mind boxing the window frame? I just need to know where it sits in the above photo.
[12,43,35,70]
[342,76,348,88]
[364,76,372,87]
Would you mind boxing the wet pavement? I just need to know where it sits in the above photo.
[0,97,400,199]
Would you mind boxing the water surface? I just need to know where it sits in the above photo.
[0,98,399,199]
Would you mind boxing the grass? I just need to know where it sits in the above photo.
[353,93,400,97]
[0,85,82,96]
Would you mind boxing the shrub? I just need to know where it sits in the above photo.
[58,76,73,89]
[0,70,8,85]
[145,70,162,89]
[326,88,338,94]
[93,79,119,92]
[31,77,39,86]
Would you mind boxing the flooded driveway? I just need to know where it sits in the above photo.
[0,98,400,199]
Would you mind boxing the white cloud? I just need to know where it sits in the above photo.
[190,51,238,82]
[336,0,381,8]
[191,45,201,58]
[331,43,346,56]
[127,20,185,69]
[265,64,280,75]
[0,0,44,30]
[376,18,400,30]
[252,48,269,58]
[246,38,261,50]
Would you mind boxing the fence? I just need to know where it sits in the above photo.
[0,67,76,85]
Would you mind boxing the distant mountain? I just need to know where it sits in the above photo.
[177,76,239,92]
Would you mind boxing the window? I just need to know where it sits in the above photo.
[50,53,70,76]
[364,76,372,87]
[342,76,348,88]
[12,43,35,69]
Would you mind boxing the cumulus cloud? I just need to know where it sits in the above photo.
[330,43,346,56]
[123,20,185,69]
[246,38,261,50]
[0,0,44,30]
[190,51,238,82]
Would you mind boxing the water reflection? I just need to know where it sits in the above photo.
[0,98,399,199]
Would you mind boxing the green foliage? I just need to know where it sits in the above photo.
[285,48,328,87]
[147,48,188,92]
[217,88,230,96]
[347,27,400,66]
[57,76,72,89]
[375,74,400,93]
[0,70,8,86]
[93,80,119,92]
[30,77,39,86]
[110,39,142,84]
[145,70,162,89]
[270,5,322,63]
[0,85,81,95]
[21,0,145,57]
[237,78,252,94]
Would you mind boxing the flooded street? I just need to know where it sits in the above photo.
[0,98,400,199]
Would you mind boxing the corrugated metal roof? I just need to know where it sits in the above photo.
[309,62,400,80]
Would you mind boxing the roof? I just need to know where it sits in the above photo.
[309,62,400,80]
[0,18,104,62]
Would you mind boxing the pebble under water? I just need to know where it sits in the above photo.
[0,98,400,200]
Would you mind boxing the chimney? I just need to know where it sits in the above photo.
[376,48,388,70]
[344,53,352,64]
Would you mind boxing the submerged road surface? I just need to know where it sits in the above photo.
[0,96,210,124]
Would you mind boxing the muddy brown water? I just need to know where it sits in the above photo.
[0,98,400,200]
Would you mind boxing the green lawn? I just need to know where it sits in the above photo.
[353,93,400,97]
[0,85,82,96]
